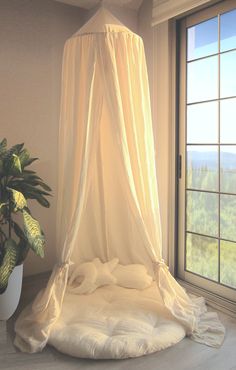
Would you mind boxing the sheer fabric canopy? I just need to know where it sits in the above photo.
[14,8,224,353]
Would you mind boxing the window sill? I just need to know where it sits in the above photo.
[177,278,236,319]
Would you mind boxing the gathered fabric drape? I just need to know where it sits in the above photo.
[14,9,224,353]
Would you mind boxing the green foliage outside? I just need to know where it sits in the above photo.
[0,138,52,294]
[186,164,236,289]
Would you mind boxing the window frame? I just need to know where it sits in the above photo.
[177,0,236,303]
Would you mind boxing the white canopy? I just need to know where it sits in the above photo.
[14,8,224,353]
[76,6,127,33]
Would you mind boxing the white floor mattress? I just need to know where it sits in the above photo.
[49,283,186,359]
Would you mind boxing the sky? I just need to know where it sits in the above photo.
[186,8,236,154]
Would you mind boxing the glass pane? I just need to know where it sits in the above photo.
[221,50,236,98]
[220,98,236,143]
[187,146,218,191]
[187,101,218,143]
[220,240,236,288]
[187,56,218,103]
[188,17,218,60]
[220,146,236,194]
[187,190,218,237]
[220,9,236,52]
[186,233,218,281]
[220,194,236,241]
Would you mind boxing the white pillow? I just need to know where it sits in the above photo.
[68,262,97,294]
[113,264,153,290]
[68,258,119,294]
[92,258,118,286]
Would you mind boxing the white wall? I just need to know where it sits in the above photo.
[0,0,86,276]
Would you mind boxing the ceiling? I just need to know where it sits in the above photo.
[54,0,143,10]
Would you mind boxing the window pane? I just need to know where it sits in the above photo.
[187,190,218,237]
[188,17,218,60]
[187,101,218,143]
[220,98,236,143]
[186,233,218,281]
[220,240,236,288]
[187,56,218,103]
[220,194,236,241]
[187,146,218,191]
[220,146,236,194]
[220,50,236,98]
[220,9,236,52]
[182,6,236,294]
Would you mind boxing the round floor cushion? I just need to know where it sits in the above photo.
[48,284,186,359]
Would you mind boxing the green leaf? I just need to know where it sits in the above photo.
[0,186,8,203]
[0,202,8,217]
[0,202,7,210]
[17,191,50,208]
[19,149,30,168]
[36,181,52,192]
[8,188,27,210]
[30,193,50,208]
[12,174,42,184]
[12,221,26,240]
[18,191,50,207]
[21,170,37,175]
[0,239,19,294]
[23,157,38,167]
[10,154,22,174]
[0,138,7,156]
[6,182,51,208]
[23,210,45,258]
[3,148,23,175]
[0,159,3,175]
[13,183,51,197]
[1,143,24,161]
[21,177,52,192]
[17,238,29,265]
[21,173,41,180]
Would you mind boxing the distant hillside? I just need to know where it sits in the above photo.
[188,150,236,169]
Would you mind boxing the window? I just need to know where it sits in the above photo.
[178,0,236,302]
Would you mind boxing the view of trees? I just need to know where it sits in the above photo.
[186,233,218,281]
[185,6,236,291]
[186,151,236,289]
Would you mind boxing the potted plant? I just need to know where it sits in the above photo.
[0,138,51,320]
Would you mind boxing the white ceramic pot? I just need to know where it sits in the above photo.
[0,264,23,321]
